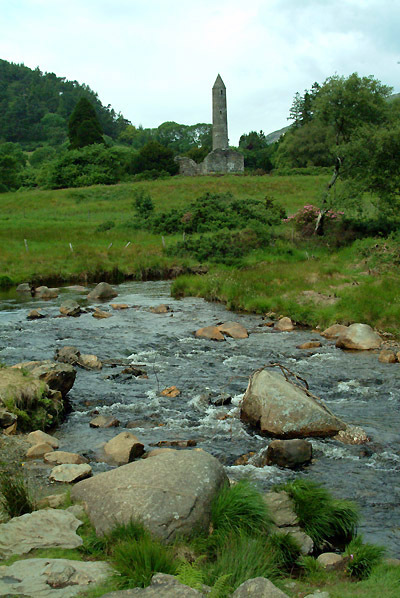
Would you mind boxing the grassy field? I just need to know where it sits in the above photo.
[1,173,399,334]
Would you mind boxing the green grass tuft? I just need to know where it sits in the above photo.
[0,469,35,519]
[345,535,385,579]
[210,480,273,538]
[275,479,359,550]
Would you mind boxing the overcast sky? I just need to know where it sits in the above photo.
[2,0,400,145]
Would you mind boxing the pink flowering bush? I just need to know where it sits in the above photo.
[284,204,344,237]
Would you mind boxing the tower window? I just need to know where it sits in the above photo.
[221,90,223,95]
[220,110,222,114]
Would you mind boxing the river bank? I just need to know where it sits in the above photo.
[1,280,399,556]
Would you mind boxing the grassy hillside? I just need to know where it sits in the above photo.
[1,173,399,334]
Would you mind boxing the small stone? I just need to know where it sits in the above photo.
[195,326,225,341]
[90,415,120,428]
[103,431,145,465]
[317,552,345,569]
[334,424,369,445]
[49,463,92,483]
[3,421,17,435]
[26,442,54,459]
[0,408,17,427]
[274,317,294,331]
[110,303,129,310]
[321,324,348,339]
[87,282,118,300]
[60,300,81,317]
[161,385,181,397]
[37,493,67,508]
[55,346,81,364]
[27,309,45,320]
[265,439,312,468]
[92,307,112,319]
[34,285,59,299]
[150,303,171,314]
[79,354,103,369]
[16,282,31,293]
[297,341,322,349]
[217,321,249,339]
[378,349,397,363]
[27,430,59,448]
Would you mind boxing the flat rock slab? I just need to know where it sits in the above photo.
[0,558,112,598]
[49,463,92,483]
[44,451,89,465]
[232,577,289,597]
[0,509,83,558]
[100,573,205,597]
[27,430,59,448]
[71,449,228,541]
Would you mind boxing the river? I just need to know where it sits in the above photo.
[0,280,399,555]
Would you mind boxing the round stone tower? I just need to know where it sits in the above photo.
[212,74,229,150]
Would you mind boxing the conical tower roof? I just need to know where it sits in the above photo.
[213,74,226,89]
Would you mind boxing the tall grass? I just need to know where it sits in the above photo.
[0,469,35,518]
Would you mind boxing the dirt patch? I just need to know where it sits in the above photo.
[298,290,339,306]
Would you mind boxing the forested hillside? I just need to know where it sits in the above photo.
[0,59,129,147]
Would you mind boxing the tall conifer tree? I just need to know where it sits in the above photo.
[68,98,103,149]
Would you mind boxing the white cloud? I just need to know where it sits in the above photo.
[1,0,399,144]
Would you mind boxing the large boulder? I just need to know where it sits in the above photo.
[240,368,346,438]
[60,300,81,317]
[87,281,118,300]
[12,360,76,397]
[0,509,83,558]
[335,323,382,350]
[0,558,112,598]
[71,449,228,541]
[195,326,225,341]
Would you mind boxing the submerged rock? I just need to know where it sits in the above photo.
[217,321,249,339]
[60,299,81,317]
[34,285,59,299]
[195,326,225,341]
[240,367,346,438]
[150,303,171,314]
[71,449,228,541]
[265,439,312,468]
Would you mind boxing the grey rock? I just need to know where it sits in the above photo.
[0,558,112,598]
[71,449,228,541]
[265,439,312,468]
[28,308,46,319]
[317,552,344,569]
[90,415,120,428]
[263,492,298,527]
[80,353,103,369]
[232,577,290,597]
[304,591,330,598]
[27,430,59,448]
[240,368,346,438]
[34,285,59,299]
[100,573,205,597]
[0,509,83,558]
[279,526,314,555]
[87,281,118,300]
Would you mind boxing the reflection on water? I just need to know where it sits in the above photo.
[0,281,399,554]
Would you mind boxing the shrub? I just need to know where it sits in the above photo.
[0,469,35,518]
[210,480,273,538]
[345,535,385,579]
[284,204,344,237]
[95,220,115,233]
[276,479,359,550]
[111,533,178,589]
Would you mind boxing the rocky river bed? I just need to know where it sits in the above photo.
[0,280,399,555]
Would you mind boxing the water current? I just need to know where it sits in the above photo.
[0,280,399,554]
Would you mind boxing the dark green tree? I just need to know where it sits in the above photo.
[133,141,178,175]
[68,98,104,149]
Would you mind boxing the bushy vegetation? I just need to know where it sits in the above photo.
[344,536,385,580]
[276,479,360,550]
[0,468,35,518]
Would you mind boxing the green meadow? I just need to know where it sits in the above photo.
[1,173,399,334]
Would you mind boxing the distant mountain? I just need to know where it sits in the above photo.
[265,125,290,145]
[0,59,129,147]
